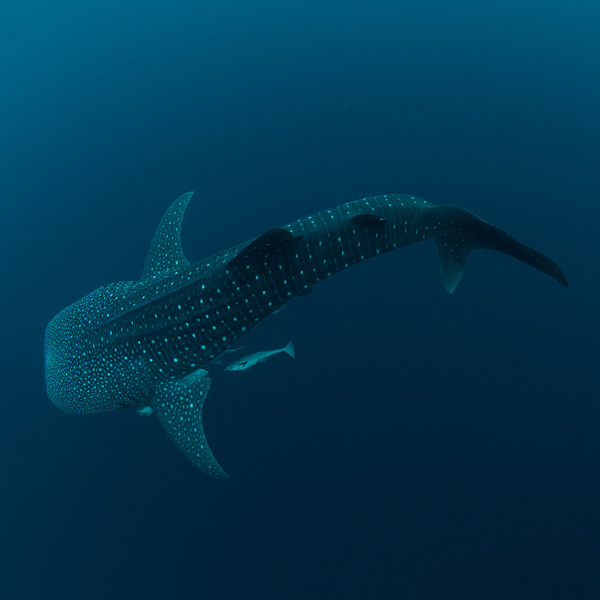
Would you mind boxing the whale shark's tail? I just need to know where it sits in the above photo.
[425,205,569,294]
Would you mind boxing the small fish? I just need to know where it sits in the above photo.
[225,341,295,372]
[209,346,244,365]
[222,346,244,354]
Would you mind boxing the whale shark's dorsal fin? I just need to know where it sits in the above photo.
[141,192,194,279]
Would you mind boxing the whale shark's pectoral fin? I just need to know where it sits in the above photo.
[141,192,194,279]
[150,369,229,479]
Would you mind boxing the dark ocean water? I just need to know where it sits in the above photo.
[1,1,599,598]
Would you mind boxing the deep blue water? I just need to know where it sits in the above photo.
[1,1,599,598]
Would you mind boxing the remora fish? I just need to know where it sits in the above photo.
[44,192,568,478]
[207,346,244,365]
[225,341,295,371]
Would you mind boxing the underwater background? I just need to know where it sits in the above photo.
[1,1,599,598]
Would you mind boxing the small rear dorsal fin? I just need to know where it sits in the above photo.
[141,192,193,279]
[435,235,473,294]
[350,214,388,227]
[228,228,302,269]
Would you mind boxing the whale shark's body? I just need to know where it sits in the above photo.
[44,192,567,478]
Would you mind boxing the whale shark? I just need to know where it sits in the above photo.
[44,192,568,478]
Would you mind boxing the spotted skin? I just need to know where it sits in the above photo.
[45,192,568,478]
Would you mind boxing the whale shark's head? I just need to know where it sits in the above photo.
[45,324,80,415]
[44,300,105,414]
[45,291,148,415]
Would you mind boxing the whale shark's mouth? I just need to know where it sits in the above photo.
[44,311,76,414]
[44,303,98,415]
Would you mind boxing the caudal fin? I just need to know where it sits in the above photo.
[426,206,568,293]
[284,341,295,358]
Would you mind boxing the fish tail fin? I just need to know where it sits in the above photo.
[284,340,295,359]
[425,205,569,294]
